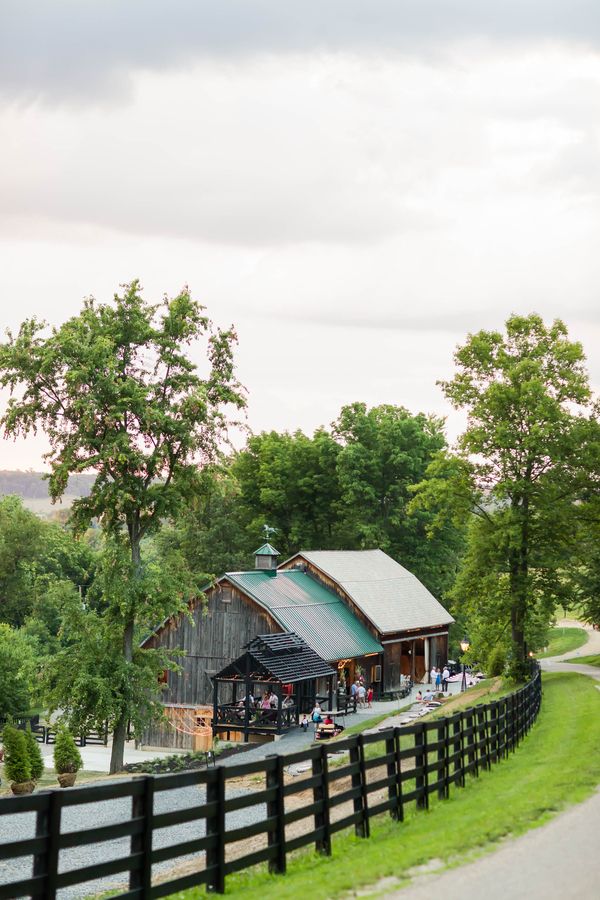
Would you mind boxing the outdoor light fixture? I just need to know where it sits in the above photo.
[460,636,470,692]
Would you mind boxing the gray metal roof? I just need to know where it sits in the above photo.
[294,549,454,635]
[225,569,383,662]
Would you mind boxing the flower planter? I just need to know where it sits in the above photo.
[57,772,77,788]
[11,781,35,795]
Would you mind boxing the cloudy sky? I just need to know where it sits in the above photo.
[1,2,600,470]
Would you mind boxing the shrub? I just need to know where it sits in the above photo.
[2,724,32,783]
[24,724,44,781]
[487,645,507,677]
[53,728,83,774]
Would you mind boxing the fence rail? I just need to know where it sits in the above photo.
[0,667,542,900]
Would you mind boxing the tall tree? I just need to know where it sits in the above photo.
[333,403,463,596]
[413,314,595,678]
[0,281,245,771]
[233,427,343,556]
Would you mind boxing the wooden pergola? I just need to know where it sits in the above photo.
[212,633,336,742]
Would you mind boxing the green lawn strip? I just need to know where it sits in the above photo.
[338,707,410,738]
[565,653,600,667]
[0,765,114,795]
[537,627,589,658]
[165,673,600,900]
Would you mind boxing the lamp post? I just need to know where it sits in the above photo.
[460,636,470,692]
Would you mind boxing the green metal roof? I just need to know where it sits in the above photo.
[225,569,382,662]
[254,542,280,556]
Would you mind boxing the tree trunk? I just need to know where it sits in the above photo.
[109,618,134,774]
[109,522,141,774]
[508,494,530,680]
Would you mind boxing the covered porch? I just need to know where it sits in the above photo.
[212,633,336,742]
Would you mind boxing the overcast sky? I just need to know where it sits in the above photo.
[1,2,600,470]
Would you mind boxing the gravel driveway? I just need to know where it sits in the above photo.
[0,779,265,899]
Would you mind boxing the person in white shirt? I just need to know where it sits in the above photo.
[430,666,437,685]
[442,666,450,692]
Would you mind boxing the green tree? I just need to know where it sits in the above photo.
[333,403,463,596]
[233,427,342,557]
[24,724,44,781]
[53,727,83,774]
[0,623,37,717]
[0,281,245,771]
[413,314,595,678]
[0,495,43,627]
[2,725,32,784]
[156,466,250,578]
[0,494,96,631]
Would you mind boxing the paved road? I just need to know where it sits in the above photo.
[385,621,600,900]
[385,788,600,900]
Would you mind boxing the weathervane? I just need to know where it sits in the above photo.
[263,524,277,541]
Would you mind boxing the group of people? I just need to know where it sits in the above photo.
[429,665,451,693]
[350,679,373,708]
[236,690,294,717]
[300,702,336,730]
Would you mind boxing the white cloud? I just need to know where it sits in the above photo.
[1,40,600,470]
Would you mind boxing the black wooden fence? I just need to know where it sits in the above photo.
[0,668,541,900]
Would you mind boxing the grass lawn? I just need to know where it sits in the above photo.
[565,653,600,668]
[164,672,600,900]
[537,626,589,658]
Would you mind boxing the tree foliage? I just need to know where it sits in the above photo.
[413,314,597,677]
[24,724,44,781]
[0,623,37,717]
[2,725,32,784]
[0,281,245,771]
[53,727,83,774]
[169,404,465,599]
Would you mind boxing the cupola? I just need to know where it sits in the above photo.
[254,542,280,571]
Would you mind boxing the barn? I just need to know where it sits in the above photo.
[141,544,453,747]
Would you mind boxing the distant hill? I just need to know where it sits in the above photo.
[0,470,95,509]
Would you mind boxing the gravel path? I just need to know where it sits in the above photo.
[0,691,461,897]
[0,780,266,899]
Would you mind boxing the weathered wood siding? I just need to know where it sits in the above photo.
[146,580,282,707]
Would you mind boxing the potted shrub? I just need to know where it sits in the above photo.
[2,725,34,795]
[53,728,83,788]
[24,724,45,784]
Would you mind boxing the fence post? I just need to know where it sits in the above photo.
[385,730,400,819]
[129,775,154,897]
[349,734,369,838]
[206,766,226,893]
[267,755,287,873]
[415,722,429,809]
[394,729,404,822]
[33,790,61,900]
[480,707,491,771]
[312,744,331,855]
[437,719,449,800]
[467,709,478,777]
[451,713,463,788]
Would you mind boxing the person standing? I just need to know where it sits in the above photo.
[435,668,442,692]
[442,665,450,692]
[430,665,437,685]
